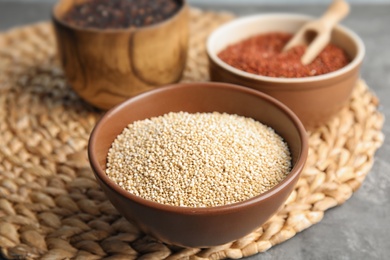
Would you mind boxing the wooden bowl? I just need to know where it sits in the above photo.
[207,13,365,130]
[88,82,308,247]
[52,0,189,109]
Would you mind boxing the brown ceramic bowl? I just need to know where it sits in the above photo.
[52,0,189,109]
[207,13,365,130]
[88,82,308,247]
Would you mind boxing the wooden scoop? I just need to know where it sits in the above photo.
[283,0,350,65]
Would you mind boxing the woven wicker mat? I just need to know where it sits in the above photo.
[0,8,385,260]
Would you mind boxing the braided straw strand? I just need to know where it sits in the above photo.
[0,8,384,260]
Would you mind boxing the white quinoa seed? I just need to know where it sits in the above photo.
[106,112,292,208]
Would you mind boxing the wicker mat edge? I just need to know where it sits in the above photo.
[0,8,385,260]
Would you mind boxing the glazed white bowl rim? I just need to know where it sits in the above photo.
[206,13,365,83]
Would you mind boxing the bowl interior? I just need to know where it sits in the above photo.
[207,13,365,83]
[89,83,308,211]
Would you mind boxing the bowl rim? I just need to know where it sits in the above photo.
[88,82,308,215]
[51,0,188,33]
[206,13,365,84]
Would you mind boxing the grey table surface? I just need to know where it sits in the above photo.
[0,1,389,260]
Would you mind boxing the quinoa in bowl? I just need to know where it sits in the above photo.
[88,82,308,247]
[106,111,292,208]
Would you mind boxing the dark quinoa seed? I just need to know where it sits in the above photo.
[63,0,182,29]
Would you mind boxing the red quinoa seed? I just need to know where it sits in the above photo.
[218,32,350,78]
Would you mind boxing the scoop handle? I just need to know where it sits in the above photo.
[319,0,350,31]
[301,0,350,65]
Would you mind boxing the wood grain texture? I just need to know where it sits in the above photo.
[52,0,189,109]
